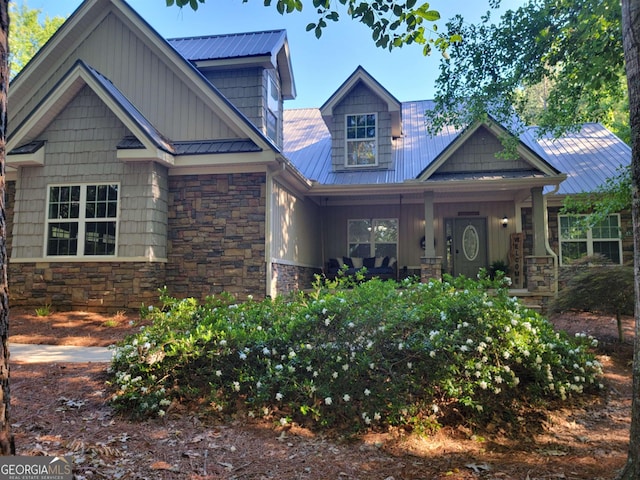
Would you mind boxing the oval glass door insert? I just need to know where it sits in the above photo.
[462,225,479,261]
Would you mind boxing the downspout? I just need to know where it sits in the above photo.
[543,184,560,296]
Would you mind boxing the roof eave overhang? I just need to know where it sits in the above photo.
[305,175,567,197]
[7,62,172,159]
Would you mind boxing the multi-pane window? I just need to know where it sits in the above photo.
[346,114,377,166]
[266,74,280,142]
[46,184,119,257]
[348,218,398,258]
[559,214,622,265]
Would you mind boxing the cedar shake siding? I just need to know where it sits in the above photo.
[166,173,267,300]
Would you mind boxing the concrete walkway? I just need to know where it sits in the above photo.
[9,343,113,363]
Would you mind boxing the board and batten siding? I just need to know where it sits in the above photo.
[321,200,515,271]
[11,12,241,142]
[270,180,322,267]
[10,86,168,261]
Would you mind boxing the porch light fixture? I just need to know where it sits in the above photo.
[501,216,508,228]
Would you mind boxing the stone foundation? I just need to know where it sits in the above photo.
[272,262,322,296]
[8,261,165,311]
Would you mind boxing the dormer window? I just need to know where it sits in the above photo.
[266,73,281,142]
[346,113,377,166]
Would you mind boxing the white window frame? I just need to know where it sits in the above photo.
[347,218,398,258]
[266,72,280,142]
[45,183,120,258]
[558,213,622,265]
[345,113,378,167]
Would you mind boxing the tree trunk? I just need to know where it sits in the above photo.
[0,0,11,456]
[619,0,640,477]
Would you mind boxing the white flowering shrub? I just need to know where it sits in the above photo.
[109,274,603,432]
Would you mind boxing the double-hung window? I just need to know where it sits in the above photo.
[558,214,622,265]
[345,113,377,166]
[46,184,119,257]
[348,218,397,258]
[266,74,280,142]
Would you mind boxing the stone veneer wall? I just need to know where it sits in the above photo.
[166,173,267,300]
[272,262,321,295]
[9,261,165,311]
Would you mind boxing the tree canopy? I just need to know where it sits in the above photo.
[167,0,456,55]
[426,0,626,138]
[9,1,65,78]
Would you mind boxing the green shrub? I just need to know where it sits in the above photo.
[109,275,602,433]
[553,255,633,342]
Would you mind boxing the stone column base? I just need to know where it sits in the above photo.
[420,257,443,283]
[525,255,556,293]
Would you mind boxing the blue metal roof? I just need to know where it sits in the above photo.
[283,101,630,194]
[167,30,287,62]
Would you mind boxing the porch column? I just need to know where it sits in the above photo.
[421,191,442,282]
[423,191,436,257]
[531,186,546,256]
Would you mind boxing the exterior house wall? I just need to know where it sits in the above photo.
[165,173,267,300]
[203,67,263,133]
[12,12,240,142]
[440,127,532,173]
[322,200,515,275]
[521,206,634,264]
[270,180,322,294]
[8,86,168,310]
[329,83,393,171]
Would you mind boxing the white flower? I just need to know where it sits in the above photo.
[348,322,355,328]
[262,347,271,355]
[324,318,331,326]
[324,397,333,405]
[429,351,436,358]
[232,381,240,392]
[398,342,404,350]
[275,392,283,401]
[342,364,349,371]
[279,417,288,426]
[373,412,381,421]
[322,308,328,315]
[158,409,165,417]
[332,372,339,379]
[239,352,247,360]
[219,339,227,346]
[364,389,371,396]
[407,362,413,369]
[215,370,222,377]
[479,381,488,390]
[343,394,351,402]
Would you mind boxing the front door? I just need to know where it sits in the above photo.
[447,218,488,278]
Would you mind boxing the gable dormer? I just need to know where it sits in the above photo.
[168,30,296,148]
[320,66,401,171]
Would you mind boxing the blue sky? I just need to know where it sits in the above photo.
[27,0,526,109]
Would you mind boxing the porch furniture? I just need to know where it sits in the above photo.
[325,256,397,280]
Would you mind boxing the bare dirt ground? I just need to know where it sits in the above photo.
[7,307,634,479]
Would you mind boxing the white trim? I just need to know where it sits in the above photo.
[345,113,378,167]
[10,256,168,263]
[558,213,623,265]
[44,182,120,259]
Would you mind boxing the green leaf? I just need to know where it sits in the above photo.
[306,22,316,31]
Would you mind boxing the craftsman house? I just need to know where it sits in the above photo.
[6,0,631,310]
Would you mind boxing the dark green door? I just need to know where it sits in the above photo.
[452,218,488,278]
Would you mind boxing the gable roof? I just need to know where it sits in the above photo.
[8,60,175,165]
[320,66,402,138]
[9,0,281,157]
[168,30,296,100]
[283,100,628,195]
